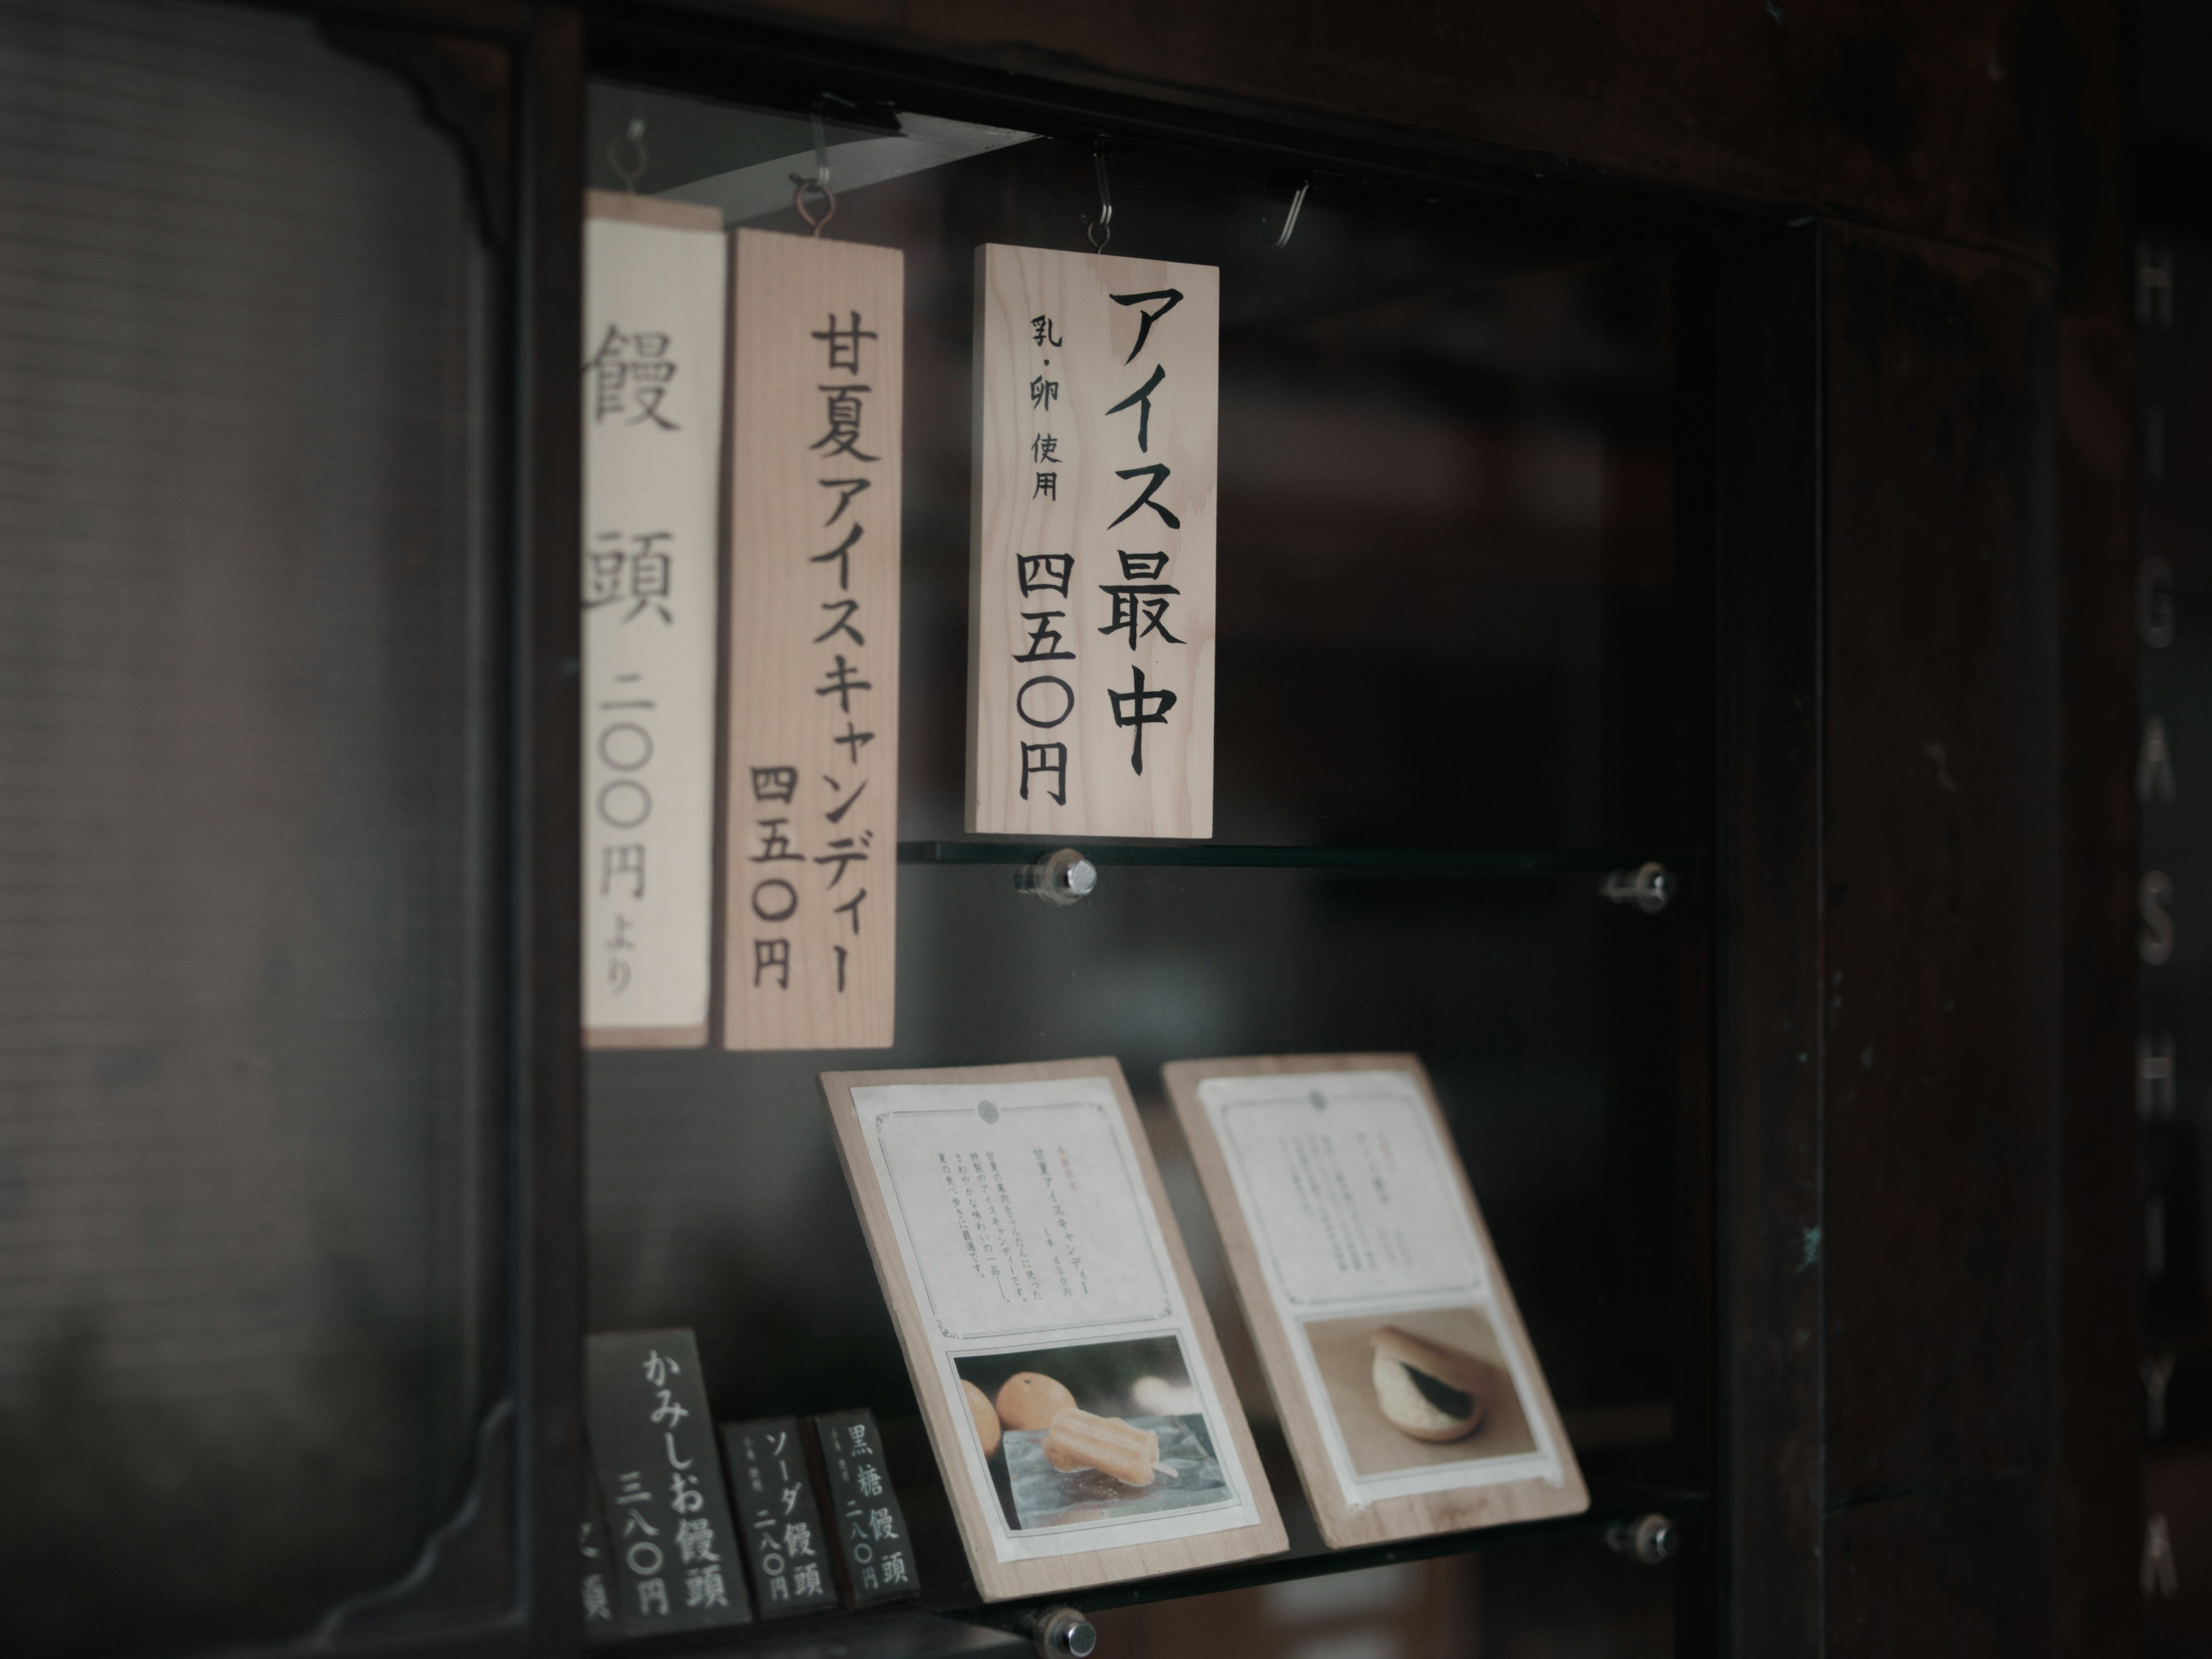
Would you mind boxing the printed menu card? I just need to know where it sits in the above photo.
[819,1058,1284,1599]
[1164,1054,1585,1548]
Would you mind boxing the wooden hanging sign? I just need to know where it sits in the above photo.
[582,192,726,1048]
[1163,1054,1586,1549]
[818,1058,1283,1599]
[720,229,903,1050]
[968,245,1218,839]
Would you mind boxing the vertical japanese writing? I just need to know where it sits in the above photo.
[582,200,724,1040]
[1100,289,1183,774]
[969,246,1216,838]
[749,1426,824,1606]
[586,324,680,429]
[1016,312,1074,808]
[745,315,883,1000]
[724,233,901,1049]
[725,1418,837,1617]
[605,1347,735,1617]
[587,396,683,1000]
[816,1410,916,1603]
[1037,1145,1091,1296]
[579,1501,615,1627]
[585,1328,751,1631]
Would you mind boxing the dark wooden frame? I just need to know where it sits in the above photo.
[521,5,587,1656]
[262,3,589,1655]
[1711,218,1824,1656]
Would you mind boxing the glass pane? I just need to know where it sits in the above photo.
[585,87,1689,853]
[0,2,506,1652]
[592,863,1687,1596]
[586,77,1693,1624]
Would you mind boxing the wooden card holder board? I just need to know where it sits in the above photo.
[818,1058,1285,1599]
[1162,1054,1586,1548]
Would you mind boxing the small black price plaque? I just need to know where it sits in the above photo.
[812,1408,919,1607]
[579,1475,619,1642]
[586,1330,754,1634]
[721,1418,839,1618]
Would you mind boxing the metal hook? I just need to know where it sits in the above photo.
[808,103,832,191]
[793,176,837,235]
[1085,149,1113,253]
[1270,179,1310,250]
[608,117,647,194]
[790,96,844,237]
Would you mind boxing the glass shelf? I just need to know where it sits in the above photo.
[949,1476,1703,1623]
[899,841,1707,874]
[611,1612,1022,1659]
[606,1478,1704,1659]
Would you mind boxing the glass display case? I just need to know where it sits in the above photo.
[577,47,1707,1659]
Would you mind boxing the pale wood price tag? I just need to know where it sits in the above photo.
[582,192,726,1048]
[720,229,902,1050]
[968,245,1218,839]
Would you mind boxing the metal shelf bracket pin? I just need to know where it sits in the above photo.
[1601,861,1675,914]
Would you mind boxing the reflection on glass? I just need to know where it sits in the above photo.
[586,78,1692,1623]
[0,5,507,1651]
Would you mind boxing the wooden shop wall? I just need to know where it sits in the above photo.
[688,0,2139,1650]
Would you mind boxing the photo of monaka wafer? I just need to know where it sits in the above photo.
[1299,1305,1539,1478]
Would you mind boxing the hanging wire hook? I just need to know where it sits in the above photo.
[791,97,839,236]
[1270,178,1310,250]
[1084,147,1114,253]
[608,117,647,194]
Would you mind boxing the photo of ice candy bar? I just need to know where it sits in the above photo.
[953,1336,1231,1533]
[1042,1408,1166,1487]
